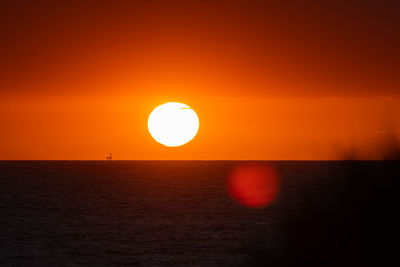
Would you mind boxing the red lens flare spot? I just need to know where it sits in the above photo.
[228,164,279,208]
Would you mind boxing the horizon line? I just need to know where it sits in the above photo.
[0,159,396,162]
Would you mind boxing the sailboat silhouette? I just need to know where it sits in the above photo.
[106,152,112,160]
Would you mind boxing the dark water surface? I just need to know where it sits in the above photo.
[0,161,398,266]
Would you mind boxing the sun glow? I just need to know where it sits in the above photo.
[148,102,199,147]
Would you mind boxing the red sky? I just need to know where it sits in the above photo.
[1,0,399,159]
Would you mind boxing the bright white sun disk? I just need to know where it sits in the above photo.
[148,102,199,147]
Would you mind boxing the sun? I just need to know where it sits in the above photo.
[148,102,200,147]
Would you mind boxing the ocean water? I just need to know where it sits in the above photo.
[0,161,398,266]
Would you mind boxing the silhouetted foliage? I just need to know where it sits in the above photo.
[241,145,399,267]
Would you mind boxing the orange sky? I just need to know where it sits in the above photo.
[1,0,399,159]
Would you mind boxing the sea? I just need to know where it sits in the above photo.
[0,161,398,266]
